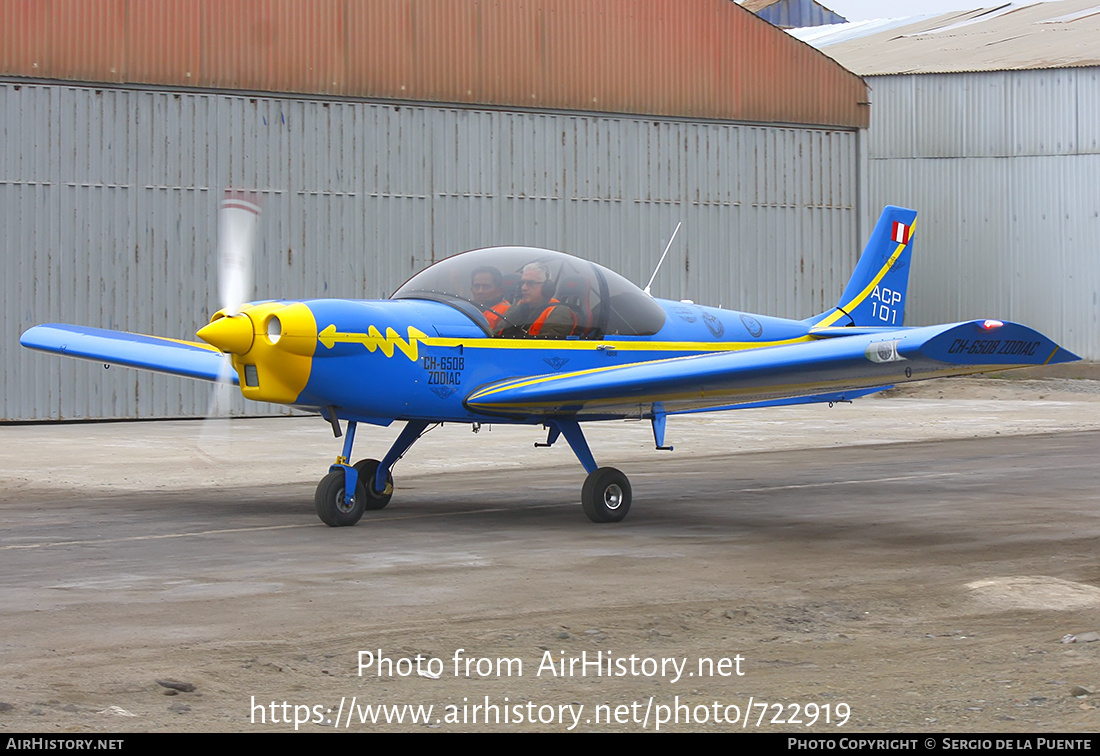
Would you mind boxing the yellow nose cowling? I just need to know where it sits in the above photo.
[197,303,317,405]
[197,314,255,355]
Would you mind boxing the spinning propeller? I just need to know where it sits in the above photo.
[199,191,261,446]
[216,191,260,318]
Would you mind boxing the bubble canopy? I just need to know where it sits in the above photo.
[391,247,667,338]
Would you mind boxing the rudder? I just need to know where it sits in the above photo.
[810,206,917,328]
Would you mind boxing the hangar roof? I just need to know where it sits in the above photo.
[0,0,868,128]
[790,0,1100,75]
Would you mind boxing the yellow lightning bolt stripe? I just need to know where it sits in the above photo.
[816,221,917,329]
[318,324,428,360]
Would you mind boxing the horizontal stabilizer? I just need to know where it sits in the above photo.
[466,320,1078,420]
[20,324,234,384]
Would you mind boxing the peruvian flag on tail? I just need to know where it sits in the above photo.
[891,221,912,245]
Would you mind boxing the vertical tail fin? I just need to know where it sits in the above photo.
[809,206,917,328]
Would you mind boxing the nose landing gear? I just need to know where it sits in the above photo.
[316,418,428,527]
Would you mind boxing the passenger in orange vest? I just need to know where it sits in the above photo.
[470,266,510,331]
[495,262,576,338]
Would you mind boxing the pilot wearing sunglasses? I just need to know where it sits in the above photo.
[495,262,575,338]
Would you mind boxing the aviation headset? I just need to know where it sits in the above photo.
[522,261,556,299]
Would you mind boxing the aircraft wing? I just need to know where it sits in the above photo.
[20,324,234,384]
[466,320,1079,419]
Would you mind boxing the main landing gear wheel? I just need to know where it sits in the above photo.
[315,470,367,527]
[581,467,631,523]
[353,458,393,510]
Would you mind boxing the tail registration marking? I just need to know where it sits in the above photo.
[318,324,427,361]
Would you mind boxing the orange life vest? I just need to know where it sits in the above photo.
[483,300,510,331]
[528,299,577,337]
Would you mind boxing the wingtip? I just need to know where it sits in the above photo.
[1046,345,1082,365]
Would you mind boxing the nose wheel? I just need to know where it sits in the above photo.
[581,467,631,523]
[315,458,394,527]
[315,470,368,527]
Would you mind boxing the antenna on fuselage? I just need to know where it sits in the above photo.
[643,221,682,297]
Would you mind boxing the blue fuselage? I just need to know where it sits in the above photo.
[296,297,812,425]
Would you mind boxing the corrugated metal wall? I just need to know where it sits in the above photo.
[0,0,869,129]
[3,82,860,421]
[865,68,1100,361]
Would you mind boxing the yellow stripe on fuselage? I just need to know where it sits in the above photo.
[314,325,812,363]
[421,334,811,354]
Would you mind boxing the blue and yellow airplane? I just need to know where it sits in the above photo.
[21,205,1079,526]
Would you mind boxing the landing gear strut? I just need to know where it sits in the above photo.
[547,419,633,523]
[315,418,429,527]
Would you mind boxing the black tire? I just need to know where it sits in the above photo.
[581,467,631,523]
[315,470,367,527]
[354,458,393,510]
